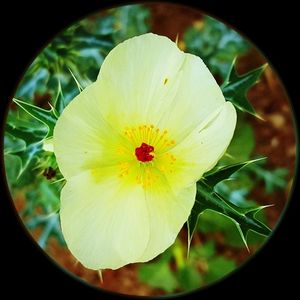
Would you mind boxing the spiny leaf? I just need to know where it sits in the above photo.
[187,180,271,251]
[15,143,42,178]
[4,154,22,187]
[187,199,205,256]
[13,98,57,138]
[5,123,45,178]
[187,166,271,252]
[248,163,288,193]
[203,158,266,187]
[221,120,255,163]
[54,79,66,116]
[6,123,46,145]
[4,134,26,155]
[221,58,267,118]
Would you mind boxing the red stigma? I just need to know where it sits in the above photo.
[135,143,154,162]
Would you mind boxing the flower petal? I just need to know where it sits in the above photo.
[157,53,225,141]
[60,169,195,270]
[95,33,186,129]
[53,83,132,179]
[60,171,150,270]
[165,102,237,187]
[95,33,224,138]
[139,175,196,262]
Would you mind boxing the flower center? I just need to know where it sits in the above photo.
[135,143,154,162]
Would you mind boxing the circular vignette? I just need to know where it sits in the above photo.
[1,1,298,298]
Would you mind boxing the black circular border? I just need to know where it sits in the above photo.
[1,0,299,298]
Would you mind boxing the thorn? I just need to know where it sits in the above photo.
[236,224,250,253]
[175,33,179,46]
[248,204,275,214]
[262,204,275,209]
[262,63,269,70]
[186,237,191,260]
[246,157,267,166]
[254,112,266,122]
[224,152,235,159]
[50,177,66,185]
[98,270,103,284]
[74,259,79,266]
[68,68,83,92]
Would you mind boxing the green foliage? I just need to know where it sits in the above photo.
[23,179,64,248]
[4,134,26,154]
[5,120,45,179]
[138,240,237,293]
[3,4,152,258]
[13,98,57,138]
[177,266,202,290]
[198,210,267,248]
[184,16,249,79]
[203,158,265,187]
[188,177,271,251]
[112,5,150,43]
[138,261,178,292]
[247,161,289,193]
[221,59,267,117]
[4,154,22,189]
[205,257,236,283]
[4,4,150,194]
[223,117,255,163]
[15,4,150,104]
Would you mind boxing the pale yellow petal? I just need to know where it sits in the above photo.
[95,33,186,129]
[95,34,225,139]
[165,102,237,187]
[157,53,226,141]
[53,83,132,179]
[60,171,150,270]
[139,176,196,262]
[60,168,196,269]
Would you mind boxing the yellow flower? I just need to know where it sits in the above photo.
[53,33,236,270]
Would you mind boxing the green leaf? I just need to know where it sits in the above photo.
[5,123,46,178]
[4,154,22,188]
[190,241,216,260]
[188,180,271,251]
[177,266,202,291]
[138,261,178,292]
[203,158,266,187]
[184,16,249,79]
[188,158,268,250]
[205,256,236,284]
[13,98,57,138]
[26,213,64,248]
[248,163,288,193]
[112,5,150,43]
[53,79,66,115]
[4,134,26,154]
[221,59,267,118]
[5,123,46,145]
[222,119,255,163]
[187,197,205,253]
[16,143,42,178]
[197,210,267,248]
